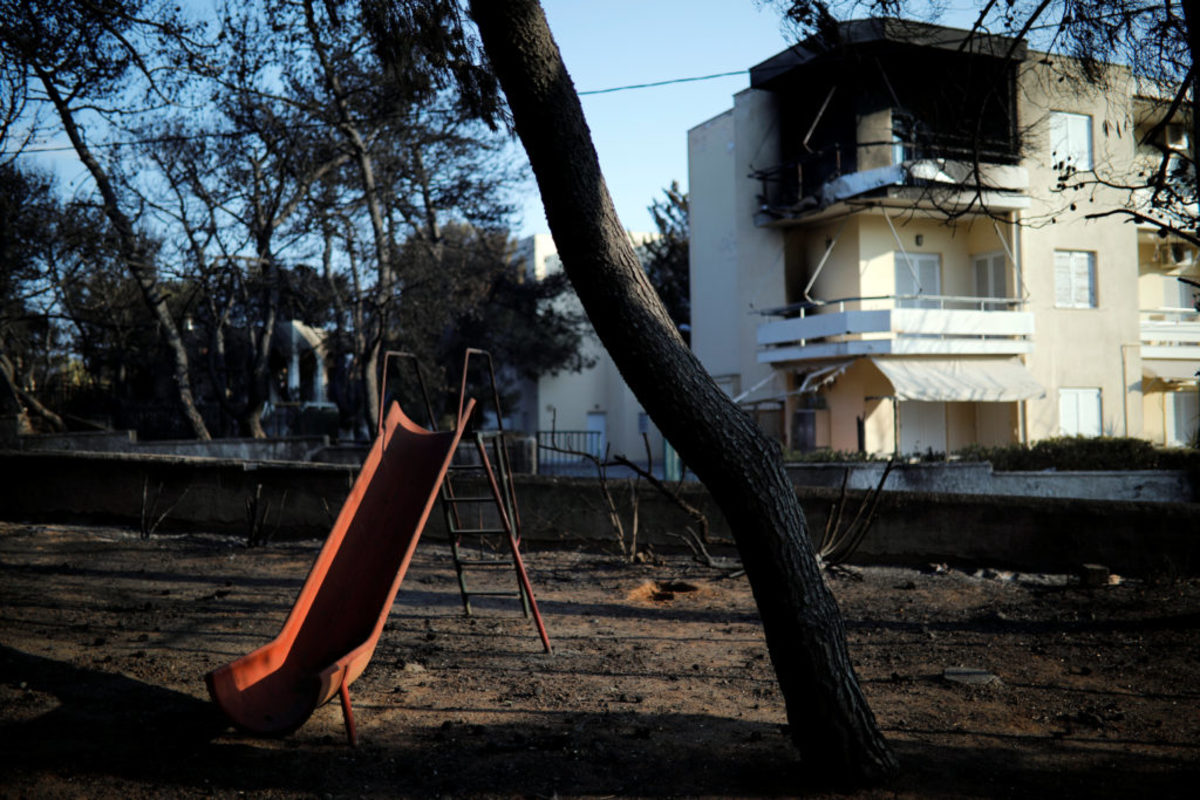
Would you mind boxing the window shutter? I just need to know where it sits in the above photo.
[1068,114,1092,170]
[1071,252,1093,307]
[1055,251,1073,306]
[1050,113,1069,168]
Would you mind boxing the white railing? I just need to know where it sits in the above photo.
[1140,306,1200,360]
[757,295,1034,363]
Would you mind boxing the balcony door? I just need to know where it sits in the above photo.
[973,252,1007,304]
[895,253,941,308]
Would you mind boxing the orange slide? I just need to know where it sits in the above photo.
[206,398,474,744]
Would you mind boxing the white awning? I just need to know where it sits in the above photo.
[1143,358,1200,383]
[871,358,1045,402]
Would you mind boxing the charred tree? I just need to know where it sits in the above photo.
[465,0,897,785]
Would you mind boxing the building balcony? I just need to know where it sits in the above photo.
[752,138,1028,225]
[1141,307,1200,377]
[757,295,1034,364]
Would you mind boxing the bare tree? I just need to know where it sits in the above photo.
[0,0,213,438]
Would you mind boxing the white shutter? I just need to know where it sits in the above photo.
[1071,252,1095,307]
[1067,114,1092,169]
[1050,113,1069,169]
[1050,112,1093,170]
[1054,251,1073,306]
[1058,390,1079,436]
[1078,389,1101,436]
[1059,388,1101,436]
[1055,251,1095,308]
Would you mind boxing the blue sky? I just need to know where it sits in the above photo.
[524,1,796,237]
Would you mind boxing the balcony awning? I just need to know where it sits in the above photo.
[1143,358,1200,383]
[871,357,1045,402]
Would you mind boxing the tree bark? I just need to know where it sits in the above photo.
[466,0,897,785]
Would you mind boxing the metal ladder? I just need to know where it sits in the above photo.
[382,350,551,654]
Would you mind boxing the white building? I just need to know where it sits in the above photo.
[688,18,1200,456]
[513,233,667,472]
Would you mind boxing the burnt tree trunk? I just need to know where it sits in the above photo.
[467,0,897,785]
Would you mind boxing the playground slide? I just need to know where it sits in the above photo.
[206,399,474,740]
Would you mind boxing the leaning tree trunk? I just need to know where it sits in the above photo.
[467,0,897,785]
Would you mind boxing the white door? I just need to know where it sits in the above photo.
[1059,388,1102,436]
[899,401,947,455]
[586,411,607,459]
[895,253,941,308]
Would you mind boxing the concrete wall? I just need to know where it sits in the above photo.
[1,450,1197,576]
[786,461,1194,503]
[19,431,332,462]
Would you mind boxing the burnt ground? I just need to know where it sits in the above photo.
[1,521,1198,799]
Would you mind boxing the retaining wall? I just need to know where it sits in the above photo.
[1,449,1196,576]
[786,461,1195,503]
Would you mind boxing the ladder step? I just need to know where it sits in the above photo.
[463,590,522,598]
[451,527,510,536]
[457,558,515,567]
[442,495,496,503]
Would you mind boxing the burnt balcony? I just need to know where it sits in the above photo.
[753,135,1027,225]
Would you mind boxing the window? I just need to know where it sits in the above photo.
[894,252,941,308]
[1050,111,1093,171]
[1059,388,1102,437]
[1054,250,1096,308]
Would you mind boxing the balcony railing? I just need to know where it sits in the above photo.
[1141,307,1200,360]
[757,294,1034,364]
[752,135,1024,218]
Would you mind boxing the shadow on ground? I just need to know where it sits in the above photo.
[2,645,1196,798]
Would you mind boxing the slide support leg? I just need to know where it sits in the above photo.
[339,676,358,747]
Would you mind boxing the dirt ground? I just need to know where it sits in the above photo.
[1,521,1198,799]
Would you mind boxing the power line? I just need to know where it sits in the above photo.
[7,68,753,155]
[578,69,746,96]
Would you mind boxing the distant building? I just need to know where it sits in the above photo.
[512,233,668,472]
[688,18,1199,455]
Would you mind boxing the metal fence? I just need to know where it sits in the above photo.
[536,430,604,469]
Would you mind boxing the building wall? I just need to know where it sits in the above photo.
[689,91,787,399]
[1016,58,1144,440]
